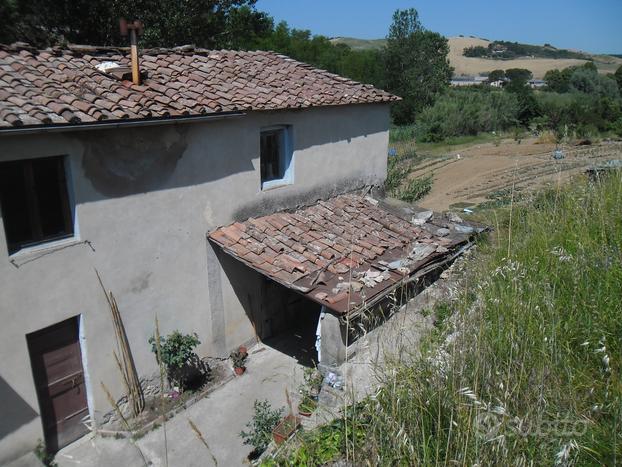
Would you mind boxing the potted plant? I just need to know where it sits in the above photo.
[230,346,248,375]
[272,414,300,444]
[272,388,301,444]
[240,400,283,460]
[297,396,317,417]
[297,367,322,416]
[304,367,323,398]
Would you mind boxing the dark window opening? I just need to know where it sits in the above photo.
[260,130,283,182]
[0,156,73,254]
[260,127,292,187]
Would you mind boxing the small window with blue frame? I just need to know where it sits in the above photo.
[260,126,293,189]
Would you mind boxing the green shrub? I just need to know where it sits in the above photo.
[398,175,432,202]
[537,92,622,135]
[385,156,409,193]
[389,125,416,143]
[415,89,519,142]
[611,117,622,137]
[412,77,621,143]
[385,149,431,203]
[569,68,620,99]
[385,145,422,197]
[149,331,207,390]
[150,331,199,371]
[240,400,284,454]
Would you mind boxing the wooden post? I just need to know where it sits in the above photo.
[130,28,140,85]
[120,18,142,85]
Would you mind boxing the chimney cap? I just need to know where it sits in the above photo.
[119,18,144,37]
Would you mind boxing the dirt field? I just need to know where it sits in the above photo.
[448,37,622,78]
[409,137,622,211]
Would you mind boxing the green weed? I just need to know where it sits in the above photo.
[34,440,57,467]
[276,172,622,465]
[385,146,431,203]
[397,175,432,203]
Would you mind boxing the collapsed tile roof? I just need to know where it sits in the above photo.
[0,43,399,129]
[209,194,486,314]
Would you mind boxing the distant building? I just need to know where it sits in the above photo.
[449,75,511,87]
[450,75,488,87]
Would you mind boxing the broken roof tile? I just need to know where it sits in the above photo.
[326,291,349,305]
[209,193,487,315]
[320,248,339,260]
[220,224,245,243]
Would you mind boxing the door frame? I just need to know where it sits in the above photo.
[77,315,95,430]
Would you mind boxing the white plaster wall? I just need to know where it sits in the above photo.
[0,103,389,462]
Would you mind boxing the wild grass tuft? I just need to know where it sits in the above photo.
[398,175,432,203]
[385,147,431,203]
[389,125,416,143]
[275,171,622,465]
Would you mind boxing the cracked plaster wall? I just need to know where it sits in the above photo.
[0,102,390,462]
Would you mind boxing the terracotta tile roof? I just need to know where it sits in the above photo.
[0,43,399,129]
[209,194,486,314]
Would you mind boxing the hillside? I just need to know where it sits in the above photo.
[330,36,622,79]
[449,36,622,78]
[329,36,386,50]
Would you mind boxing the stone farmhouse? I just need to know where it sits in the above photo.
[0,43,479,462]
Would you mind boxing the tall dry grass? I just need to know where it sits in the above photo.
[272,171,622,466]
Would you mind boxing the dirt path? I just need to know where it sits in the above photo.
[413,138,622,211]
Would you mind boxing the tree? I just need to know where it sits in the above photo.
[254,21,385,87]
[544,68,571,93]
[615,65,622,92]
[545,64,599,94]
[223,5,273,49]
[487,69,506,83]
[463,45,488,57]
[0,0,271,49]
[384,8,452,124]
[505,68,533,85]
[504,70,540,124]
[569,68,620,99]
[508,85,540,125]
[582,60,598,72]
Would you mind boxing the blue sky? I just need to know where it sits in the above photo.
[255,1,622,54]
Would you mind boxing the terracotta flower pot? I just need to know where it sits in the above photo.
[272,415,300,445]
[234,366,246,375]
[298,398,317,417]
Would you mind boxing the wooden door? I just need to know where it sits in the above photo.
[27,317,89,452]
